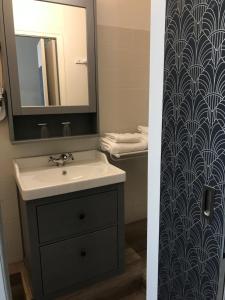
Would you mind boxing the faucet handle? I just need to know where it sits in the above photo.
[60,153,74,161]
[68,153,74,160]
[48,156,55,163]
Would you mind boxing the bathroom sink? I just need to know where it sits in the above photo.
[14,150,126,201]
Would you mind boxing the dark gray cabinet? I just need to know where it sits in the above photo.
[41,228,118,295]
[37,190,118,244]
[18,184,124,300]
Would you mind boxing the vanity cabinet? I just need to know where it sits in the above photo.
[18,183,124,300]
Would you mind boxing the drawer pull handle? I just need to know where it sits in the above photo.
[80,249,87,257]
[79,213,86,220]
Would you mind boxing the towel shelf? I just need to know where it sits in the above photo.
[102,150,148,162]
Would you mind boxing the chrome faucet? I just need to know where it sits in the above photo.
[48,153,74,167]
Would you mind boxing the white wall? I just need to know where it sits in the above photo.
[147,0,166,299]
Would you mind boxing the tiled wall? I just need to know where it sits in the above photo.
[96,0,150,134]
[97,1,150,224]
[97,25,149,223]
[98,25,149,132]
[158,0,225,298]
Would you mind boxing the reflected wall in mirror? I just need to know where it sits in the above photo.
[12,0,89,107]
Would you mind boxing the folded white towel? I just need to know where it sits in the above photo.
[105,133,143,143]
[100,137,148,155]
[141,134,148,144]
[138,126,148,135]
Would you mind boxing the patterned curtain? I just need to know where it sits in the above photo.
[158,0,225,299]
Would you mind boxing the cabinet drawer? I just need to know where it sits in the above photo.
[37,190,117,243]
[40,227,118,295]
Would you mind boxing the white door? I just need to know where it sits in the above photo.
[37,38,49,106]
[45,39,60,106]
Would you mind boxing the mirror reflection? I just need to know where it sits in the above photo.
[12,0,89,107]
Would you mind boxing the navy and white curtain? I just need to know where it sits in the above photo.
[159,1,225,299]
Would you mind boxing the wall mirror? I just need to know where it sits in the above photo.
[3,0,97,115]
[0,0,98,141]
[13,0,91,109]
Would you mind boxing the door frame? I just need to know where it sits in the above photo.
[0,207,12,300]
[147,0,166,299]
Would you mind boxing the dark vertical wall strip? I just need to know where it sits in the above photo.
[158,0,225,299]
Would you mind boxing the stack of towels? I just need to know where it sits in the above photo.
[100,126,148,155]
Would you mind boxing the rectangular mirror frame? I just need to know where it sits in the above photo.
[1,0,97,116]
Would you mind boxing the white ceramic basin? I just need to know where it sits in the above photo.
[14,150,126,201]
